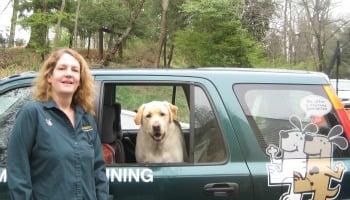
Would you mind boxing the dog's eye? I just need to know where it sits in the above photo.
[160,112,166,116]
[146,114,152,118]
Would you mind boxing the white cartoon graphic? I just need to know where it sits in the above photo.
[266,115,317,200]
[294,125,348,200]
[266,115,349,200]
[45,118,53,126]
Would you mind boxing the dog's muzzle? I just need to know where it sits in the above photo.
[152,125,164,142]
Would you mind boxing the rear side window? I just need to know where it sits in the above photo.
[234,84,350,158]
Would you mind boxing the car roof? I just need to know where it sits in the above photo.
[1,68,329,86]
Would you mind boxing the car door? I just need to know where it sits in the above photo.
[95,75,253,200]
[0,78,34,199]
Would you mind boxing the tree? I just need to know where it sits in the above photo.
[54,0,65,46]
[300,0,330,72]
[9,0,19,48]
[155,0,169,68]
[241,0,275,42]
[73,0,81,48]
[175,0,263,67]
[100,0,146,66]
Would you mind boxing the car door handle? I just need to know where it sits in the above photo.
[203,182,239,197]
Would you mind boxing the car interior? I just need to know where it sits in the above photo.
[100,83,192,165]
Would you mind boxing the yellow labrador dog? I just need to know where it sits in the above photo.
[134,101,187,163]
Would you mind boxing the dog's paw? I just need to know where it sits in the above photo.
[335,161,345,172]
[266,144,279,158]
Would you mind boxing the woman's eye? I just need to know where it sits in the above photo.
[146,114,152,118]
[160,112,165,116]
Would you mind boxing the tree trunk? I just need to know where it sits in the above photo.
[73,0,81,48]
[163,38,167,67]
[87,32,91,58]
[100,0,146,66]
[9,0,19,48]
[99,28,104,60]
[288,0,293,64]
[54,0,65,46]
[283,0,288,61]
[155,0,169,67]
[27,0,48,57]
[301,0,329,72]
[167,44,174,67]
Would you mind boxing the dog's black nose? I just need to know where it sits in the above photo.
[153,125,160,132]
[305,134,313,141]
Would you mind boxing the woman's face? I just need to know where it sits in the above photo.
[48,53,81,98]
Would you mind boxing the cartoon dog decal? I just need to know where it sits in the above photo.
[266,115,349,200]
[293,125,348,200]
[266,115,317,200]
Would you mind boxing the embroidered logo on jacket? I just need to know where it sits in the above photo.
[45,118,53,126]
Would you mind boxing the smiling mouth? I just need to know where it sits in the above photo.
[152,132,165,142]
[283,146,299,152]
[61,81,74,85]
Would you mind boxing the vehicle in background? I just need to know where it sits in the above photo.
[330,79,350,108]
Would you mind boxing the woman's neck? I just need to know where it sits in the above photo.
[51,93,76,127]
[51,93,73,111]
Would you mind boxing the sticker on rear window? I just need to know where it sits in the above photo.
[300,95,332,117]
[266,115,348,200]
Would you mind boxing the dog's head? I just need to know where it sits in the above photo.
[134,101,178,142]
[304,125,348,157]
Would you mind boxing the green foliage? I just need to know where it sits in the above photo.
[241,0,275,41]
[79,0,130,37]
[174,0,263,67]
[54,29,72,47]
[116,85,189,122]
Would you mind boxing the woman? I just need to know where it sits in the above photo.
[7,48,109,200]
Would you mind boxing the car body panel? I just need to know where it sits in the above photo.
[2,68,350,200]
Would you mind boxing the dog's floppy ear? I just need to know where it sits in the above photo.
[134,104,145,125]
[166,102,178,122]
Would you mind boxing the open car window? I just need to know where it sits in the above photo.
[100,83,227,165]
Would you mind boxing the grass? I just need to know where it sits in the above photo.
[0,48,41,78]
[116,85,190,123]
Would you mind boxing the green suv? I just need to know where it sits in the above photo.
[1,68,350,200]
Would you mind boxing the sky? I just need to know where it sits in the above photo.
[0,0,350,43]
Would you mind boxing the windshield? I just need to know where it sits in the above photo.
[0,87,32,165]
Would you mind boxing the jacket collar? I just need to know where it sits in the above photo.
[42,100,84,114]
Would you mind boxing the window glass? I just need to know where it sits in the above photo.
[101,83,227,165]
[234,84,350,158]
[0,87,32,165]
[193,86,226,163]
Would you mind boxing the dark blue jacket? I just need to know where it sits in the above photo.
[7,100,109,200]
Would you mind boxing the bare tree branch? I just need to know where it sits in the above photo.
[1,0,12,14]
[100,0,146,66]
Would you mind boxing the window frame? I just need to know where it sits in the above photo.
[99,80,229,166]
